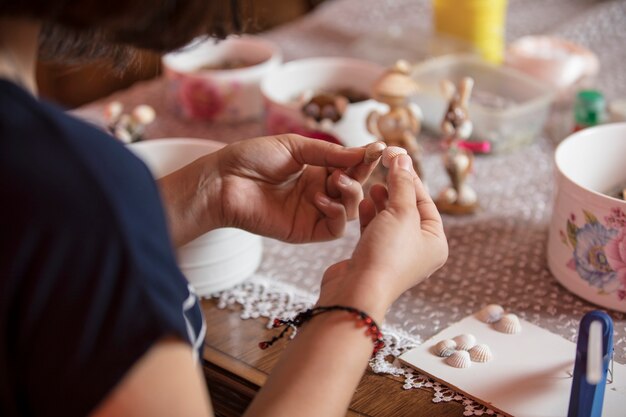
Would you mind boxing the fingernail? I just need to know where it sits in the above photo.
[364,142,386,163]
[397,154,413,172]
[317,193,331,206]
[338,173,353,186]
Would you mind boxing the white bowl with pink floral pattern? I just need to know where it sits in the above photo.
[547,123,626,312]
[163,36,281,122]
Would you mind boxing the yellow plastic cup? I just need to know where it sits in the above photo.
[433,0,507,63]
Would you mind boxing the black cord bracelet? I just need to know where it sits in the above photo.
[258,305,385,357]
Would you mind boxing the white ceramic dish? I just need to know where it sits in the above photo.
[547,123,626,312]
[261,57,386,148]
[411,54,554,152]
[128,138,263,295]
[163,36,282,122]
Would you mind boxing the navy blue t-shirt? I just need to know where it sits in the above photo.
[0,79,205,416]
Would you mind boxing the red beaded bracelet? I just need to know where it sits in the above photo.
[258,305,385,357]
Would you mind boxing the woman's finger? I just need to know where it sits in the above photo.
[345,141,386,184]
[333,171,363,220]
[313,192,348,240]
[369,183,388,213]
[358,198,376,234]
[282,134,364,168]
[414,175,444,232]
[387,154,418,217]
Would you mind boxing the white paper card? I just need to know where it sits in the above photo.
[399,314,626,417]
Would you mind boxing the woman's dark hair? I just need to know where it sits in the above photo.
[0,0,252,67]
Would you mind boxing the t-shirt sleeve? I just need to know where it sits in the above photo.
[0,99,201,417]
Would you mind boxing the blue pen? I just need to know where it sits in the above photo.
[567,310,614,417]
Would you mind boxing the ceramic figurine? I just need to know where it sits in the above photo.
[366,60,423,177]
[104,101,156,144]
[436,77,478,215]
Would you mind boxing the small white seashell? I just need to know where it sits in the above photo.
[453,333,476,351]
[434,339,457,357]
[382,146,408,168]
[477,304,505,324]
[469,344,493,363]
[494,313,522,334]
[446,350,472,368]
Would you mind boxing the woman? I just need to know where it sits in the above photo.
[0,1,448,416]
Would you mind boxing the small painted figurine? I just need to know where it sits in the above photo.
[104,101,156,144]
[436,77,478,215]
[366,60,423,177]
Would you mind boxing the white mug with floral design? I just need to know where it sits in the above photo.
[547,123,626,312]
[163,36,281,122]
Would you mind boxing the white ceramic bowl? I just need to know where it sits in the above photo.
[261,57,386,147]
[547,123,626,312]
[163,36,282,122]
[128,138,263,295]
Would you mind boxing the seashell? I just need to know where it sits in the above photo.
[434,339,457,357]
[469,344,493,363]
[446,350,472,368]
[453,333,476,351]
[382,146,408,168]
[494,313,522,334]
[477,304,505,324]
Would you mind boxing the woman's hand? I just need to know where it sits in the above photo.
[214,134,384,242]
[318,153,448,321]
[158,134,384,246]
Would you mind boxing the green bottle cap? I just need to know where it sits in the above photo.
[574,90,606,127]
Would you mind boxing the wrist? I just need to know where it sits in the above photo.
[261,305,385,357]
[318,264,393,324]
[157,153,224,246]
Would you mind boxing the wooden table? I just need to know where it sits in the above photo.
[201,299,464,417]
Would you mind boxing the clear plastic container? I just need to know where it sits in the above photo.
[411,54,554,152]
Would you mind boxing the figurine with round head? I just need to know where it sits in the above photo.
[104,101,156,144]
[440,77,474,142]
[366,60,424,177]
[436,76,478,215]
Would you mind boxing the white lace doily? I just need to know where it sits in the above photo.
[76,0,626,414]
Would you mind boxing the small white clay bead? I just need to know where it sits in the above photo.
[381,146,408,168]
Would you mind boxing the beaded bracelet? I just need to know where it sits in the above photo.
[258,305,385,357]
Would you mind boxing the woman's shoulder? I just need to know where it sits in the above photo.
[1,79,160,231]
